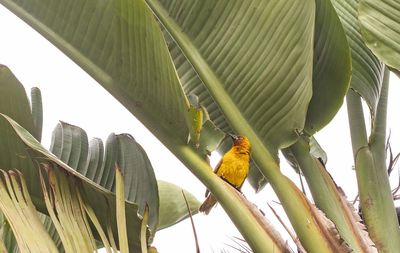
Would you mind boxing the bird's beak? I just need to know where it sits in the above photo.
[228,133,238,140]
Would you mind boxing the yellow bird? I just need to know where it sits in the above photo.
[199,134,251,214]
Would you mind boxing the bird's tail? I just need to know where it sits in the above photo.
[199,194,217,215]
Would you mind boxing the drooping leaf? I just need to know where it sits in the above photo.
[157,181,200,231]
[331,0,384,115]
[0,114,146,252]
[305,0,351,134]
[49,122,159,235]
[358,0,400,70]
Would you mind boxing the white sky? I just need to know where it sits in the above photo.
[1,4,400,253]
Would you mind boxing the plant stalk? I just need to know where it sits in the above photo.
[173,145,291,253]
[290,137,373,252]
[346,69,400,252]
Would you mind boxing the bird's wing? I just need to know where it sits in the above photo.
[204,158,223,197]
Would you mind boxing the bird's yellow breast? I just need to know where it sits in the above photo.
[216,149,250,188]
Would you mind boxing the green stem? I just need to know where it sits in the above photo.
[290,137,372,252]
[369,69,389,162]
[346,90,368,157]
[347,68,400,252]
[172,145,289,253]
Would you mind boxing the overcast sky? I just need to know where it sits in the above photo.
[1,4,400,252]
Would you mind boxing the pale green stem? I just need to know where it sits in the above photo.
[346,89,368,157]
[369,69,389,163]
[290,137,372,253]
[347,68,400,252]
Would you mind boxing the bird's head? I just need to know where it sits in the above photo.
[228,134,251,151]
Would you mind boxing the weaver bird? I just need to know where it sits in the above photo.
[199,134,251,214]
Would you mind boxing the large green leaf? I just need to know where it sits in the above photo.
[153,0,315,194]
[305,0,351,134]
[0,0,190,145]
[162,0,350,139]
[157,181,200,231]
[162,0,350,191]
[150,0,314,155]
[359,0,400,70]
[281,0,351,179]
[331,0,384,114]
[49,122,159,235]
